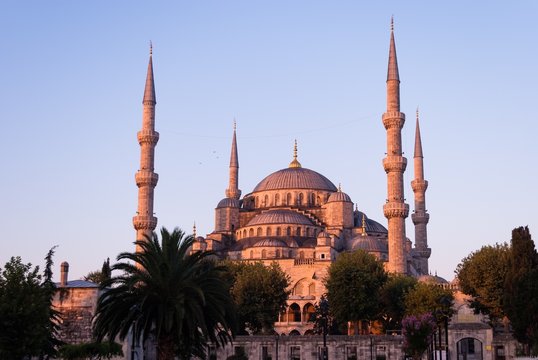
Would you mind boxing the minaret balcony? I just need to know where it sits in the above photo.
[411,212,430,224]
[383,156,407,173]
[383,202,409,219]
[133,215,158,231]
[382,111,405,129]
[135,171,159,187]
[413,247,431,259]
[411,179,428,192]
[137,130,160,145]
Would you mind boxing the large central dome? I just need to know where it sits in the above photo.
[252,167,338,192]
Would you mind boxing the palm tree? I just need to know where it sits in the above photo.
[93,227,237,360]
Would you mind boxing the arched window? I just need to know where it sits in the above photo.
[276,227,281,236]
[308,283,316,295]
[286,193,292,206]
[296,227,301,236]
[250,250,253,259]
[306,228,311,237]
[276,249,280,258]
[286,227,291,236]
[275,193,280,206]
[243,230,247,238]
[288,304,301,322]
[264,194,269,207]
[298,193,304,206]
[288,250,293,258]
[257,227,262,236]
[249,228,254,237]
[313,229,318,237]
[255,196,259,207]
[303,303,316,322]
[266,227,272,236]
[299,251,304,259]
[317,196,321,205]
[310,192,316,205]
[261,249,267,258]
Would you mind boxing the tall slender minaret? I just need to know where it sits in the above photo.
[382,18,409,274]
[225,121,241,200]
[411,109,431,274]
[133,44,159,253]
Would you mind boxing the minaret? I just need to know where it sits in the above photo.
[382,18,409,274]
[225,121,241,200]
[411,109,431,274]
[132,44,159,253]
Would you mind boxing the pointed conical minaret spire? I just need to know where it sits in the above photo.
[382,18,409,274]
[411,109,431,275]
[133,44,159,254]
[289,140,302,168]
[225,120,241,199]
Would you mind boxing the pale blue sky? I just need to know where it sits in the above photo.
[1,1,537,281]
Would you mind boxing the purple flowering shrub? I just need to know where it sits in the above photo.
[402,313,437,360]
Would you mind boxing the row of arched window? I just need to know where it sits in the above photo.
[236,226,320,239]
[277,303,316,323]
[253,192,324,209]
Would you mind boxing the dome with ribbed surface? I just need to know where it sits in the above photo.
[327,191,352,203]
[217,198,240,208]
[349,236,388,253]
[246,210,314,226]
[254,238,289,247]
[252,167,337,192]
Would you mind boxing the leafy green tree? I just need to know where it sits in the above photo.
[404,282,454,322]
[225,261,290,334]
[84,258,112,285]
[456,243,510,322]
[504,226,538,354]
[0,248,61,359]
[93,227,237,360]
[379,274,417,332]
[311,295,343,335]
[325,250,388,334]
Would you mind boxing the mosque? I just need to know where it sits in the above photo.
[132,22,431,336]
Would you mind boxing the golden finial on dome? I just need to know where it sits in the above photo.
[288,139,302,168]
[193,221,197,238]
[361,213,368,236]
[149,40,153,56]
[338,183,342,192]
[391,15,394,32]
[233,118,236,131]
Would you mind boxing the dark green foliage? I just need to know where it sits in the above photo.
[84,258,111,285]
[58,341,123,359]
[311,295,343,335]
[325,250,388,326]
[504,226,538,354]
[379,274,417,331]
[92,227,237,360]
[404,282,454,323]
[456,243,510,322]
[0,248,61,359]
[224,261,290,334]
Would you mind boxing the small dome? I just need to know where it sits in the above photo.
[418,274,449,285]
[217,198,240,208]
[254,238,288,248]
[195,236,206,242]
[349,236,388,253]
[252,167,337,192]
[246,210,314,226]
[317,231,331,238]
[327,191,352,203]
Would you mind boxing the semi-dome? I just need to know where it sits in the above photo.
[327,191,352,203]
[246,210,314,226]
[252,167,337,193]
[354,211,388,234]
[253,238,288,247]
[217,198,240,208]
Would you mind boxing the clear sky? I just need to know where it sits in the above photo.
[1,1,537,282]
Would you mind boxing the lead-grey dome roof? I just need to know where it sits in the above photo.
[216,198,240,208]
[327,191,352,203]
[252,167,337,192]
[254,238,289,247]
[246,210,314,226]
[349,236,388,253]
